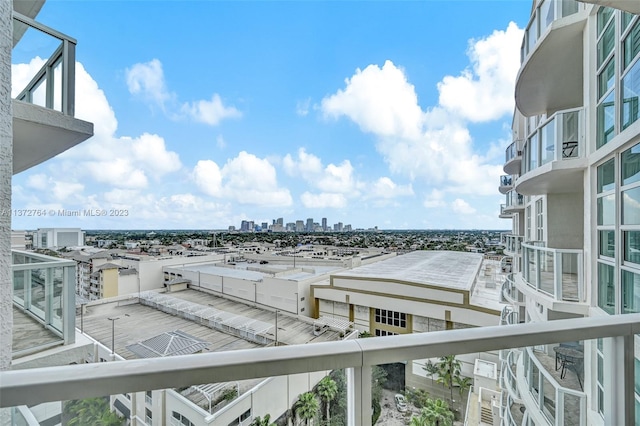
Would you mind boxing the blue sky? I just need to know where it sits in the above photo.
[12,0,531,230]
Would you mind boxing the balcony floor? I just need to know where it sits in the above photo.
[12,306,60,355]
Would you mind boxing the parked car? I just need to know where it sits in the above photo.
[394,393,407,412]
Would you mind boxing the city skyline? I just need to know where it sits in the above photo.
[11,1,529,230]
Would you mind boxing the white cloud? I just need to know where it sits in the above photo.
[125,59,172,108]
[193,152,292,207]
[11,57,46,98]
[126,59,240,127]
[216,135,227,149]
[423,189,446,208]
[300,192,347,209]
[451,198,477,215]
[438,22,523,122]
[367,177,414,199]
[321,60,423,139]
[296,98,311,116]
[181,94,241,126]
[320,23,522,198]
[283,148,357,194]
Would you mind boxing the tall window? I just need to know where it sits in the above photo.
[374,309,406,328]
[535,199,544,241]
[597,7,616,148]
[598,158,616,314]
[622,16,640,130]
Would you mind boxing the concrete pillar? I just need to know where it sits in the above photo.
[0,0,13,371]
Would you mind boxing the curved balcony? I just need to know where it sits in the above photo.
[502,274,525,307]
[578,0,640,14]
[500,204,512,219]
[500,175,515,194]
[504,190,525,213]
[503,234,524,257]
[504,139,523,175]
[516,108,585,196]
[518,347,586,426]
[516,0,587,116]
[501,349,522,402]
[500,306,520,326]
[519,243,588,314]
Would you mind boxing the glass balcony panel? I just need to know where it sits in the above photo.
[12,14,77,116]
[539,0,555,34]
[51,266,64,333]
[13,269,25,307]
[527,20,538,57]
[522,244,585,302]
[539,251,555,295]
[29,268,46,321]
[561,253,580,302]
[541,119,556,165]
[561,0,579,17]
[541,374,555,423]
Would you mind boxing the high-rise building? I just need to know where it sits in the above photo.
[322,217,327,231]
[306,218,314,232]
[499,2,640,425]
[295,220,304,232]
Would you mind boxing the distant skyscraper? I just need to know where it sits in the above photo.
[261,222,268,231]
[306,218,314,232]
[277,217,284,226]
[296,220,304,232]
[322,218,327,231]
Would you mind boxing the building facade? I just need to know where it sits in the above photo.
[499,1,640,425]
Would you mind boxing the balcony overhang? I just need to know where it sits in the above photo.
[578,0,640,14]
[504,155,522,176]
[515,158,586,195]
[515,12,587,117]
[13,100,93,175]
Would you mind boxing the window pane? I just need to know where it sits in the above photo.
[622,60,640,130]
[598,7,614,36]
[599,58,615,99]
[623,187,640,224]
[598,262,616,314]
[528,133,539,171]
[597,90,616,148]
[625,231,640,265]
[623,144,640,186]
[599,230,615,258]
[623,12,635,32]
[624,19,640,70]
[598,21,616,68]
[598,158,615,193]
[622,269,640,313]
[598,194,615,226]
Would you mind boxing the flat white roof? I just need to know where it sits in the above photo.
[335,250,483,291]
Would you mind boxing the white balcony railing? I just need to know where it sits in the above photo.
[505,139,523,164]
[12,12,77,116]
[12,250,76,352]
[502,274,524,306]
[522,243,584,303]
[505,190,525,211]
[500,306,520,326]
[501,349,521,400]
[500,204,511,218]
[523,108,584,175]
[503,235,524,255]
[1,316,639,426]
[522,347,586,425]
[520,0,582,63]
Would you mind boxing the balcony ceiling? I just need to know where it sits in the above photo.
[515,14,586,117]
[13,100,94,175]
[578,0,640,14]
[504,156,522,175]
[515,159,587,195]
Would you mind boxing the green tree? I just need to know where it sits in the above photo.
[250,414,274,426]
[295,392,319,426]
[453,374,472,413]
[64,397,124,426]
[420,398,454,426]
[423,360,438,387]
[435,355,461,403]
[316,376,338,423]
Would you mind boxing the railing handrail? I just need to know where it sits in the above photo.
[521,242,581,254]
[2,314,639,408]
[12,249,76,268]
[13,11,77,44]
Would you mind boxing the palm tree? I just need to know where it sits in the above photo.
[251,414,274,426]
[316,376,338,423]
[421,398,454,426]
[295,392,319,426]
[453,374,472,413]
[65,397,124,426]
[423,360,438,388]
[435,355,461,403]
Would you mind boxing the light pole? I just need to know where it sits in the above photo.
[275,310,279,346]
[107,317,120,355]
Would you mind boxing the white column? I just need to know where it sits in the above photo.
[0,0,13,371]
